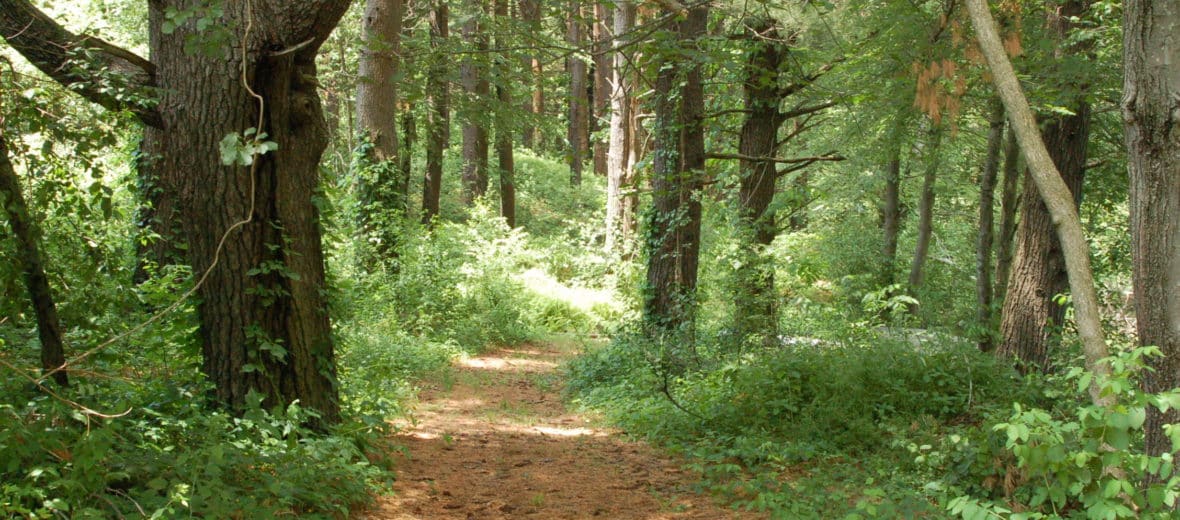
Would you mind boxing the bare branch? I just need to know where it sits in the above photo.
[706,151,844,165]
[0,0,159,127]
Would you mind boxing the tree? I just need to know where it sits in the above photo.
[519,0,544,150]
[604,0,636,257]
[0,125,68,387]
[975,100,1005,352]
[965,0,1110,405]
[566,0,589,185]
[995,0,1092,372]
[355,0,406,260]
[422,0,450,224]
[643,2,707,349]
[1122,0,1180,461]
[906,126,942,315]
[461,0,490,206]
[1,0,348,423]
[993,127,1021,302]
[494,0,516,227]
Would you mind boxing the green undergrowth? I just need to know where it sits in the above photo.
[568,330,1180,519]
[566,329,1033,518]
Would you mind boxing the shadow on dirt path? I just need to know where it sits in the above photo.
[359,339,764,519]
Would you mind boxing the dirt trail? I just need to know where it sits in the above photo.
[361,340,762,520]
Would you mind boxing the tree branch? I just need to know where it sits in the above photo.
[707,151,844,165]
[0,0,160,127]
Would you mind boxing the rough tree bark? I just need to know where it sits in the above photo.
[567,0,589,185]
[422,1,449,224]
[0,130,68,387]
[976,100,1005,352]
[461,1,490,205]
[1122,0,1180,461]
[604,0,635,256]
[733,18,790,344]
[1,0,350,422]
[995,0,1092,372]
[643,3,707,350]
[355,0,406,261]
[966,0,1111,406]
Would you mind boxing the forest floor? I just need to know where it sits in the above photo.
[359,338,764,519]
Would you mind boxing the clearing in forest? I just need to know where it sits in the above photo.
[360,340,762,519]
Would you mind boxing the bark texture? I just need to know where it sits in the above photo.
[966,0,1111,405]
[993,127,1021,302]
[519,0,543,149]
[591,2,610,177]
[461,2,489,205]
[0,132,68,386]
[605,0,636,257]
[643,3,707,348]
[494,0,516,227]
[355,0,405,257]
[995,0,1092,372]
[733,19,790,343]
[1123,0,1180,460]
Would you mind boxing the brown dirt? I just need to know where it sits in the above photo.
[359,340,764,520]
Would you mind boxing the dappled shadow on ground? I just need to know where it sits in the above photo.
[359,342,763,520]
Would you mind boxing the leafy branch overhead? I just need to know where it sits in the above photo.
[0,0,159,126]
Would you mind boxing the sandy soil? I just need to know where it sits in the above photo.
[359,341,763,520]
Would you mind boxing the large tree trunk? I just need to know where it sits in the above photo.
[355,0,405,258]
[733,18,789,344]
[604,0,635,257]
[1123,0,1180,462]
[494,0,516,227]
[422,1,449,224]
[460,2,489,205]
[976,101,1005,352]
[643,3,707,352]
[966,0,1111,406]
[993,127,1021,302]
[566,0,589,185]
[0,132,68,387]
[996,105,1090,370]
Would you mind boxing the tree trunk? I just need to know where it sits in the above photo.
[996,108,1089,370]
[643,3,707,352]
[995,0,1092,373]
[567,0,588,185]
[422,1,449,224]
[993,127,1021,302]
[605,0,635,257]
[591,2,610,177]
[519,0,543,149]
[881,137,903,287]
[907,127,942,313]
[976,100,1005,352]
[0,132,68,387]
[355,0,405,258]
[1123,0,1180,461]
[733,18,789,344]
[399,108,416,215]
[461,2,489,205]
[494,0,516,227]
[966,0,1111,406]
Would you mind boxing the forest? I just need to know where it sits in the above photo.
[0,0,1177,517]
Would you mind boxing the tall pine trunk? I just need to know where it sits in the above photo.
[461,1,489,205]
[422,1,449,224]
[494,0,516,227]
[566,0,588,185]
[604,0,635,256]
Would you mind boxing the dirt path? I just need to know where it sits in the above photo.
[360,340,763,520]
